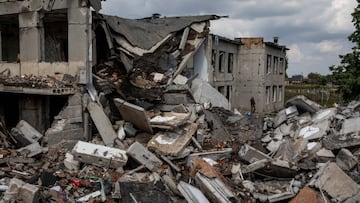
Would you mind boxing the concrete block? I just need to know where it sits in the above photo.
[147,123,197,156]
[46,127,84,146]
[290,186,327,203]
[2,178,39,203]
[127,142,163,173]
[64,152,80,171]
[72,141,127,169]
[113,98,153,134]
[87,102,117,146]
[17,142,43,157]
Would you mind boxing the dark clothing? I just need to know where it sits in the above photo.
[250,97,255,113]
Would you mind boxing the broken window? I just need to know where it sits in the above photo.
[44,10,68,62]
[218,51,225,73]
[278,86,283,101]
[266,55,271,74]
[226,85,232,100]
[228,53,233,73]
[273,86,277,102]
[279,58,284,74]
[266,86,270,104]
[273,56,278,74]
[218,86,225,95]
[0,14,19,62]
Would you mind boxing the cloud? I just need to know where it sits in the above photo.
[313,40,344,53]
[287,44,304,63]
[100,0,357,76]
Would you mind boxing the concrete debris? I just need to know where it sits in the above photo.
[310,162,359,202]
[0,2,359,200]
[72,141,127,169]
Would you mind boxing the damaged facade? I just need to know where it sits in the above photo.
[237,37,288,113]
[11,1,360,203]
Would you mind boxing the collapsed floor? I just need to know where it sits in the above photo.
[1,72,360,203]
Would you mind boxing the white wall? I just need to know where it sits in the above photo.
[194,43,209,82]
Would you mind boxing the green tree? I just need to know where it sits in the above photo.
[330,0,360,102]
[307,72,326,85]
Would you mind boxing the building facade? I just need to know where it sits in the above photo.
[235,37,287,113]
[0,0,96,132]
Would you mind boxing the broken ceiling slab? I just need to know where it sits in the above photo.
[195,173,238,203]
[147,123,197,156]
[87,101,117,146]
[72,141,127,169]
[311,108,337,123]
[310,162,359,202]
[113,98,153,134]
[286,95,321,114]
[186,148,232,167]
[178,181,210,203]
[191,78,230,109]
[296,120,329,140]
[127,142,163,173]
[274,139,308,163]
[285,105,299,118]
[274,109,287,128]
[340,117,360,136]
[239,144,272,163]
[149,112,191,130]
[323,133,360,150]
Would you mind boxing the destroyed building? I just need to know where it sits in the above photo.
[237,37,288,113]
[0,0,97,133]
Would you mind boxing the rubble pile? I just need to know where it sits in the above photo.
[0,71,75,89]
[0,87,360,202]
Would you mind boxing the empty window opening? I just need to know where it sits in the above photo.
[278,86,283,101]
[211,49,216,67]
[272,86,277,102]
[0,14,19,62]
[279,58,284,74]
[266,86,270,104]
[44,10,68,62]
[218,51,225,73]
[273,56,278,74]
[228,53,233,73]
[266,55,271,74]
[95,25,110,63]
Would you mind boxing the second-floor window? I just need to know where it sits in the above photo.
[218,51,225,73]
[266,55,271,74]
[228,53,233,73]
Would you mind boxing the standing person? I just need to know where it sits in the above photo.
[250,97,256,113]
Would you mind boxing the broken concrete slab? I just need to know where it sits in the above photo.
[285,105,299,118]
[17,142,43,157]
[286,95,321,114]
[340,117,360,136]
[296,119,330,140]
[127,142,163,173]
[178,181,210,203]
[186,148,233,167]
[147,123,197,156]
[238,144,272,163]
[113,98,153,134]
[274,109,287,128]
[191,78,230,109]
[195,172,237,203]
[63,152,80,171]
[311,108,337,123]
[87,101,117,146]
[336,148,358,171]
[310,162,359,202]
[149,112,191,130]
[14,120,43,143]
[72,141,127,169]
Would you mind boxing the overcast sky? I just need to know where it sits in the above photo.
[101,0,357,77]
